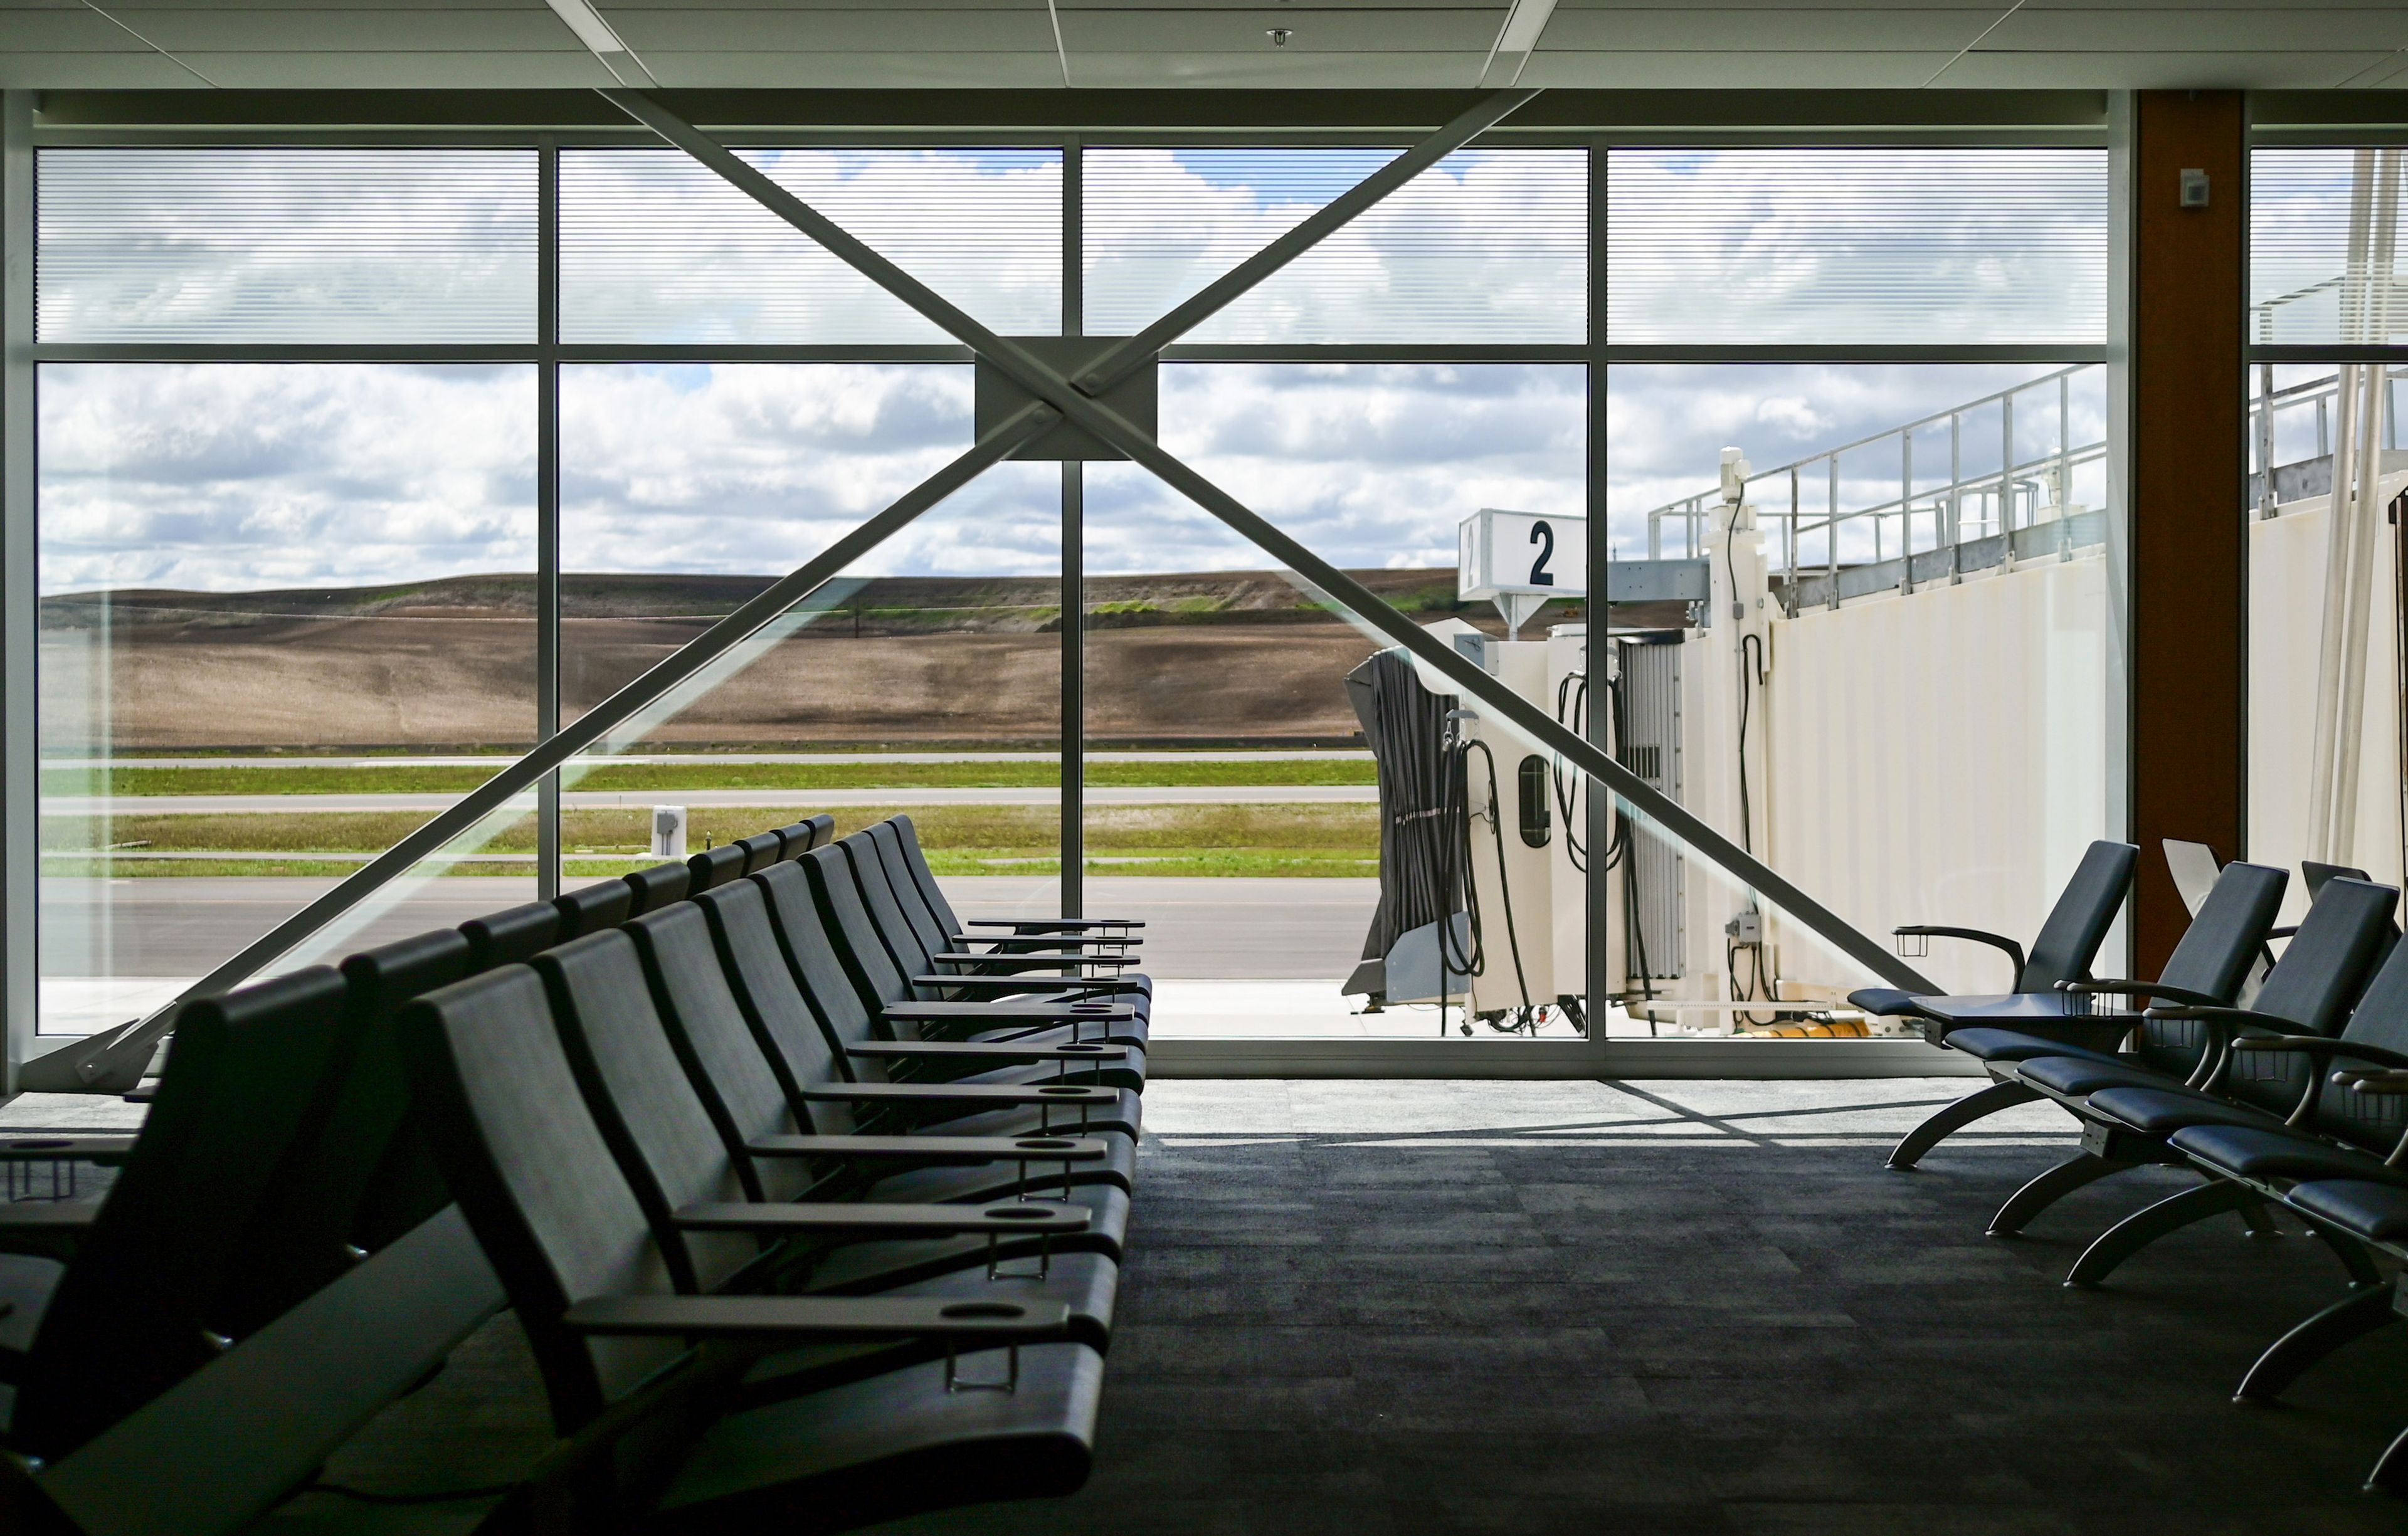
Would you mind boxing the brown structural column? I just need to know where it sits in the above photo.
[2130,90,2247,974]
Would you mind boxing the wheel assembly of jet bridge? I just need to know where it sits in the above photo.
[1342,451,1888,1040]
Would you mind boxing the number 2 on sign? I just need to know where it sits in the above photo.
[1528,520,1555,586]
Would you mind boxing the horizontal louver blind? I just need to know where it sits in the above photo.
[2252,149,2408,347]
[1084,149,1585,345]
[561,149,1060,345]
[1607,149,2108,347]
[38,149,536,344]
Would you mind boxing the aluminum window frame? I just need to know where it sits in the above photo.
[6,106,2124,1085]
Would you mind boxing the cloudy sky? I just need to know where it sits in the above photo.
[31,142,2172,597]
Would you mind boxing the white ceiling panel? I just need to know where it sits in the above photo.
[610,8,1057,51]
[1543,9,1996,50]
[1060,9,1502,51]
[1525,47,1957,85]
[1935,50,2394,88]
[0,49,206,84]
[0,9,154,46]
[177,46,612,84]
[122,8,579,50]
[1072,48,1489,85]
[1984,9,2408,50]
[641,48,1065,86]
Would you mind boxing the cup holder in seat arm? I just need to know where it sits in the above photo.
[939,1301,1027,1319]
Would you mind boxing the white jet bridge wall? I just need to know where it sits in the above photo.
[2245,473,2408,920]
[1754,555,2113,997]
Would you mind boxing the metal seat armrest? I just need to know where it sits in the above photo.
[2061,977,2225,1009]
[668,1200,1090,1237]
[0,1134,139,1167]
[845,1040,1129,1064]
[1894,925,2026,977]
[743,1133,1111,1164]
[561,1293,1074,1343]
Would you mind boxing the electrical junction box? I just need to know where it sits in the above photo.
[973,337,1159,462]
[651,805,689,861]
[1725,910,1763,945]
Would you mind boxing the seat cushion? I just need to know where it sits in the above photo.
[1847,988,1928,1020]
[2170,1123,2395,1182]
[1945,1028,2126,1067]
[2018,1056,2173,1098]
[2085,1085,2286,1138]
[2286,1179,2408,1243]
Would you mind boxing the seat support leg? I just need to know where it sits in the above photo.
[1987,1150,2131,1237]
[2302,1219,2384,1286]
[1888,1080,2045,1170]
[2064,1177,2250,1287]
[2369,1420,2408,1495]
[2234,1283,2397,1404]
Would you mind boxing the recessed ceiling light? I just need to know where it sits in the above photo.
[1494,0,1559,56]
[542,0,628,56]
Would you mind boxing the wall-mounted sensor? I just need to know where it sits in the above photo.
[2178,168,2210,208]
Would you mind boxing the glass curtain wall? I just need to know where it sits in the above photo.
[21,121,2126,1068]
[2244,147,2408,922]
[1600,147,2114,1039]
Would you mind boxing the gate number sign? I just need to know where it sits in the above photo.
[1458,507,1587,602]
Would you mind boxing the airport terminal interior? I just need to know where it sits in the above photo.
[5,3,2408,1532]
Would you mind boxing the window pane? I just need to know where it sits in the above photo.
[39,364,537,1034]
[37,149,536,344]
[561,362,1060,907]
[1084,149,1585,344]
[1087,363,1587,1037]
[1608,362,2111,1034]
[562,148,1061,345]
[2251,149,2408,347]
[1607,149,2108,347]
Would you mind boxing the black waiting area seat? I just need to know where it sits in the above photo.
[0,812,1145,1535]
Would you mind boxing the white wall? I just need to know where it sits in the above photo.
[1758,555,2111,995]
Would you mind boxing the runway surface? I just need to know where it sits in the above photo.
[42,785,1378,815]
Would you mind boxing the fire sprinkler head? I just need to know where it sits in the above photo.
[1267,27,1291,45]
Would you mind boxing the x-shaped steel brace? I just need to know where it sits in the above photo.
[33,85,1929,1095]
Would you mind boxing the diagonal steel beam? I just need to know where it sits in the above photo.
[611,92,1937,994]
[21,402,1059,1092]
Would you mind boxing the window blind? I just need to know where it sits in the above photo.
[1083,148,1587,345]
[561,148,1060,345]
[1607,149,2108,347]
[2252,148,2408,347]
[38,149,537,345]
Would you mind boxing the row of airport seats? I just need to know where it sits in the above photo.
[1856,840,2408,1492]
[2,810,1152,1535]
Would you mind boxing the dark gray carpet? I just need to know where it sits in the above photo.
[872,1090,2408,1536]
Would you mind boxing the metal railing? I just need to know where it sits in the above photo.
[1644,366,2106,597]
[1642,363,2405,601]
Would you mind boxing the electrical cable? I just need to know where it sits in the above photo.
[1552,669,1588,873]
[1731,608,1775,1025]
[1462,735,1533,1029]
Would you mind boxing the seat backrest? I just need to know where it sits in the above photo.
[737,831,784,875]
[2163,839,2224,920]
[686,840,749,892]
[624,902,817,1202]
[691,878,857,1126]
[459,900,562,970]
[802,813,836,852]
[2313,935,2408,1149]
[622,861,692,915]
[2016,841,2138,991]
[838,830,942,978]
[554,878,635,940]
[755,860,893,1059]
[796,844,919,1012]
[532,931,756,1298]
[212,929,477,1339]
[2131,860,2288,1080]
[396,965,683,1430]
[887,814,963,935]
[13,968,353,1463]
[867,819,956,961]
[2217,878,2398,1118]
